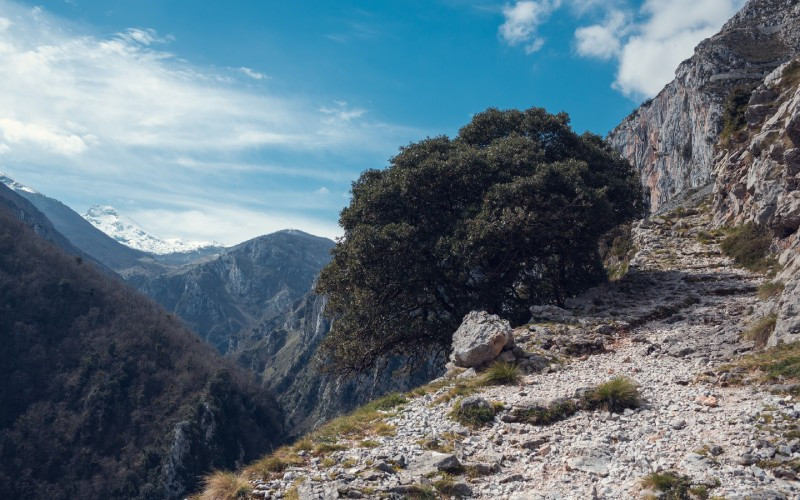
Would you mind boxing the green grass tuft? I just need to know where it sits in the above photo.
[480,361,521,386]
[514,400,577,425]
[583,377,640,413]
[450,398,496,427]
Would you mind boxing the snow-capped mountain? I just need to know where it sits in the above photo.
[0,172,37,194]
[83,204,221,255]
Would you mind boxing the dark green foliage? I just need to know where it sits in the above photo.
[583,377,640,413]
[720,222,775,272]
[515,400,578,425]
[317,107,643,373]
[0,207,284,500]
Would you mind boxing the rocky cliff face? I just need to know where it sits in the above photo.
[235,292,445,436]
[137,230,334,354]
[608,0,800,213]
[711,57,800,345]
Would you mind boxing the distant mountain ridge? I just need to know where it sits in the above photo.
[137,229,335,354]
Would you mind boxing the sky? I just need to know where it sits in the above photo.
[0,0,746,244]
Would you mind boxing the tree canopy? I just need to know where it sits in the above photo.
[316,107,643,374]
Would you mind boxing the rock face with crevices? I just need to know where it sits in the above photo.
[608,0,800,213]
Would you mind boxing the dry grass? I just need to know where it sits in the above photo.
[196,471,251,500]
[758,281,785,300]
[245,391,405,479]
[719,223,776,274]
[742,314,778,349]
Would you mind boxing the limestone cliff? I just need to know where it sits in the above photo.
[608,0,800,213]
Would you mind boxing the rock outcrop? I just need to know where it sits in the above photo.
[608,0,800,213]
[710,56,800,345]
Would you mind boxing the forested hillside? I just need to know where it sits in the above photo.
[0,205,285,499]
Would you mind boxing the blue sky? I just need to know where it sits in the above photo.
[0,0,745,243]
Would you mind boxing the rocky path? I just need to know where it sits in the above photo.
[250,207,800,499]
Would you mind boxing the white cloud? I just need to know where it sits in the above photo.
[499,1,561,54]
[0,118,88,155]
[571,0,746,98]
[315,186,330,195]
[574,10,629,60]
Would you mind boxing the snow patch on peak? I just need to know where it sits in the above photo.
[83,204,221,255]
[0,172,37,194]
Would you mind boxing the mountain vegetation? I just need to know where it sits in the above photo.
[317,107,643,374]
[0,205,284,499]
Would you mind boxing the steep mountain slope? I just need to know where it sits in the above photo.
[0,183,87,260]
[608,0,800,212]
[137,230,334,354]
[83,204,223,256]
[0,204,284,500]
[235,292,445,436]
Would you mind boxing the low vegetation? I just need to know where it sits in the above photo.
[583,377,641,413]
[480,362,521,386]
[719,85,757,146]
[742,314,778,349]
[721,341,800,389]
[450,398,497,427]
[196,472,251,500]
[600,224,637,281]
[758,281,785,300]
[245,391,407,480]
[719,222,776,273]
[515,400,578,425]
[641,471,693,498]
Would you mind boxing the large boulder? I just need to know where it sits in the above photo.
[450,311,513,368]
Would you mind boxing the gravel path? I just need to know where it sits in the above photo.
[252,208,800,499]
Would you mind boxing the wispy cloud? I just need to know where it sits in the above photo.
[0,0,419,244]
[237,66,268,80]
